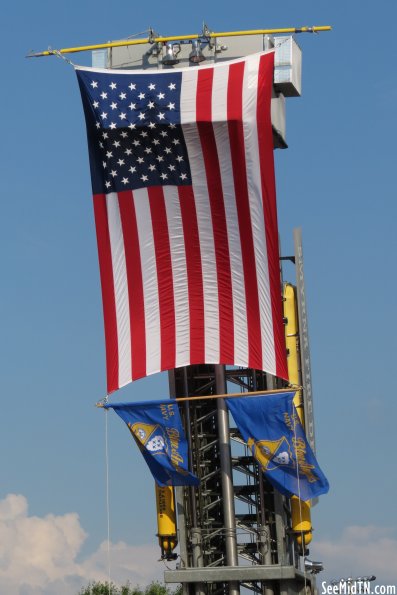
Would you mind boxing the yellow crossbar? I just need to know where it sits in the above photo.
[27,26,331,58]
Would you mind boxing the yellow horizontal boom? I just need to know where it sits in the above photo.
[27,26,331,58]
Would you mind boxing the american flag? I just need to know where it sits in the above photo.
[76,50,288,394]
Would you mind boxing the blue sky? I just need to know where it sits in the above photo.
[1,1,397,593]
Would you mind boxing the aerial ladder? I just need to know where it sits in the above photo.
[29,23,330,595]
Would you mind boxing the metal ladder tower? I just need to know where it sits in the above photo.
[166,361,310,595]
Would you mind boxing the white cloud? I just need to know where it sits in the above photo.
[314,525,397,584]
[81,541,164,586]
[0,494,164,595]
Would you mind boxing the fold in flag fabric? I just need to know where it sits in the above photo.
[104,400,199,487]
[76,49,288,393]
[226,392,329,501]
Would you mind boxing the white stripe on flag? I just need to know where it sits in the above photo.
[133,188,161,376]
[106,193,131,388]
[163,185,190,369]
[212,63,249,367]
[242,55,276,374]
[181,68,220,363]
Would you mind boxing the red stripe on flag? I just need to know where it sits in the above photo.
[93,194,119,393]
[257,53,288,379]
[196,68,234,363]
[178,185,205,365]
[227,61,262,370]
[148,186,176,371]
[118,191,146,380]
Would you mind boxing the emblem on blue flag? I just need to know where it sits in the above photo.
[226,392,329,501]
[104,400,199,487]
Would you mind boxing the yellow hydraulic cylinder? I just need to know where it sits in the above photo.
[283,283,303,419]
[155,484,178,560]
[291,496,312,546]
[283,283,312,547]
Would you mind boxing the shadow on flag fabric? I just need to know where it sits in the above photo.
[104,400,199,487]
[226,392,329,501]
[76,50,288,394]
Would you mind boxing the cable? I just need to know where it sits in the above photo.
[52,48,75,66]
[104,395,111,595]
[292,410,308,594]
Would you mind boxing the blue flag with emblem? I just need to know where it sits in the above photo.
[226,392,329,501]
[104,400,199,487]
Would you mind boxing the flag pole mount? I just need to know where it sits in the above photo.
[94,386,301,408]
[26,26,331,58]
